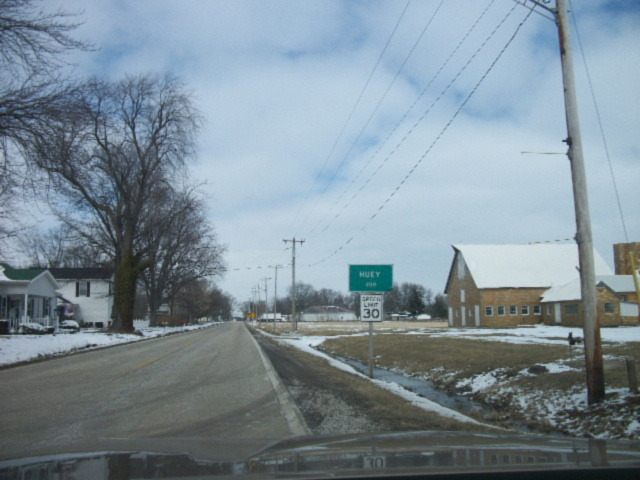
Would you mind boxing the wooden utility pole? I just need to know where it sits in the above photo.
[529,0,604,403]
[283,238,305,331]
[272,265,282,326]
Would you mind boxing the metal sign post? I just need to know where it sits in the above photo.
[350,265,392,380]
[361,294,383,378]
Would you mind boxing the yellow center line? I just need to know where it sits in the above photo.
[132,338,198,370]
[134,357,159,370]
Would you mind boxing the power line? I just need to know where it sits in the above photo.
[569,0,629,242]
[306,3,536,267]
[299,0,447,237]
[311,0,514,238]
[288,0,413,234]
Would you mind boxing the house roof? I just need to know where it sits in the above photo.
[0,263,47,281]
[0,264,59,289]
[597,275,637,293]
[49,267,112,280]
[447,244,612,291]
[541,275,636,303]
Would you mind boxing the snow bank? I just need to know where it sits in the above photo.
[271,333,498,429]
[0,323,218,366]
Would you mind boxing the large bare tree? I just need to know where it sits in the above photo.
[24,74,202,331]
[141,185,226,327]
[0,0,88,252]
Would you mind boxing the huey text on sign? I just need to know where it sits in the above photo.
[349,265,393,292]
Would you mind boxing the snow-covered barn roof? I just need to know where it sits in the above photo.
[541,275,636,303]
[596,275,637,293]
[447,244,612,291]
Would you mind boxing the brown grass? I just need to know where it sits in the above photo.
[265,337,493,433]
[254,320,448,337]
[320,334,640,392]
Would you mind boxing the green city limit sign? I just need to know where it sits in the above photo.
[349,264,393,292]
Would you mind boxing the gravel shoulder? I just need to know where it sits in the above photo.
[251,331,494,436]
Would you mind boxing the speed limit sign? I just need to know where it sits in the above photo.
[360,294,383,322]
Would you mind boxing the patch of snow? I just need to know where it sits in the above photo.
[0,323,219,366]
[271,333,499,429]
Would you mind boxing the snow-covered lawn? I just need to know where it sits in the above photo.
[263,324,640,441]
[0,323,218,366]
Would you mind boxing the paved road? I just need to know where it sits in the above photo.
[0,322,306,460]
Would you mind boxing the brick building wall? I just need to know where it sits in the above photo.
[446,253,481,327]
[479,287,548,327]
[446,252,548,327]
[544,287,638,327]
[613,242,640,275]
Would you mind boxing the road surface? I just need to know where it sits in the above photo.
[0,322,306,460]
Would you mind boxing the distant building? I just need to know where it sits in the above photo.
[444,244,615,327]
[541,275,639,326]
[301,306,357,322]
[50,268,113,328]
[0,264,59,332]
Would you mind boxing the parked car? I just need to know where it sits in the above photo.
[58,320,80,333]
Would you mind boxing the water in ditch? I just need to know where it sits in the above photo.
[334,354,494,419]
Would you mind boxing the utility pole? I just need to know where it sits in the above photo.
[263,277,271,320]
[528,0,604,404]
[272,265,282,324]
[283,238,305,331]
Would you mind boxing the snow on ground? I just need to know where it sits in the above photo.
[0,324,217,366]
[402,324,640,345]
[264,331,499,429]
[260,323,640,441]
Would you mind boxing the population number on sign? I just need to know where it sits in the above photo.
[360,294,383,322]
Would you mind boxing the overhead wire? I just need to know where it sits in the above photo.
[305,2,537,267]
[569,0,629,242]
[288,0,413,234]
[302,0,447,237]
[311,0,511,238]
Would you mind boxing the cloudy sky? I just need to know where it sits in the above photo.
[39,0,639,304]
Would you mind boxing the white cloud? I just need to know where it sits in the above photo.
[26,0,640,304]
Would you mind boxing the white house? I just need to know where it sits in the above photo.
[0,264,59,332]
[301,306,357,322]
[50,268,113,328]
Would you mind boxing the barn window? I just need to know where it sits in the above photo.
[604,302,614,313]
[565,304,579,315]
[497,306,505,316]
[485,306,493,316]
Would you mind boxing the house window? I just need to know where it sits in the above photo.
[565,304,579,315]
[509,305,517,315]
[485,306,493,316]
[498,306,505,316]
[521,305,529,315]
[76,281,91,297]
[604,302,614,313]
[533,305,541,315]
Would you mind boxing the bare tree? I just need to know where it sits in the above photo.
[0,0,88,254]
[141,185,226,327]
[24,74,202,331]
[18,225,108,268]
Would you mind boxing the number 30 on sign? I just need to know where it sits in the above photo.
[360,294,383,322]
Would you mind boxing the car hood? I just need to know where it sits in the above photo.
[0,431,639,479]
